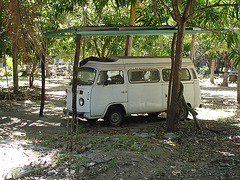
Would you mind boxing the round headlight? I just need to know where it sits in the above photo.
[79,98,84,106]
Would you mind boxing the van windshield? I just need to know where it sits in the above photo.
[77,67,96,85]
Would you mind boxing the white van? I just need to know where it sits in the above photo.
[64,56,201,126]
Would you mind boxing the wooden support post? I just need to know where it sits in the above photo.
[39,38,47,117]
[72,34,81,131]
[190,34,195,62]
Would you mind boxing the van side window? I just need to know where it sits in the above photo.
[129,69,160,83]
[162,69,191,81]
[97,70,124,85]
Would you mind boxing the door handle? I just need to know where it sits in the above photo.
[121,91,127,93]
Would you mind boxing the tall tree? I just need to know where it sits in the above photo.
[159,0,240,132]
[159,0,196,132]
[1,0,43,93]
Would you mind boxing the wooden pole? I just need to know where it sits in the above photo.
[39,38,47,117]
[72,34,81,130]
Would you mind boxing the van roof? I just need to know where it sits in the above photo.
[81,56,194,69]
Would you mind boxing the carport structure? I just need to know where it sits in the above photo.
[40,26,204,119]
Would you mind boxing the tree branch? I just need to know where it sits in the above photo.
[158,0,176,22]
[92,38,101,58]
[172,0,182,24]
[194,2,239,15]
[183,0,194,21]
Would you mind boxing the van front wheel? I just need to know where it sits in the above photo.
[105,107,124,127]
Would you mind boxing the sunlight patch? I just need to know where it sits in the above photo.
[29,122,47,127]
[46,91,65,95]
[24,100,32,104]
[196,108,235,120]
[12,131,26,137]
[36,120,61,126]
[29,120,61,127]
[10,117,22,123]
[218,151,235,157]
[53,107,63,111]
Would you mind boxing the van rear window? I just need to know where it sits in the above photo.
[162,69,191,81]
[128,69,160,83]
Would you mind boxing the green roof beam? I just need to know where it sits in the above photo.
[43,26,207,38]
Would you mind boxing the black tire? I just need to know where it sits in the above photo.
[105,106,124,127]
[179,106,188,121]
[148,112,160,117]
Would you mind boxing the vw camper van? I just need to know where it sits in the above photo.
[64,56,201,126]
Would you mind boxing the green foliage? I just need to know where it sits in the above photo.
[149,149,162,158]
[2,0,240,76]
[105,135,147,152]
[55,152,90,171]
[5,55,13,69]
[137,0,171,26]
[198,66,209,74]
[77,125,92,134]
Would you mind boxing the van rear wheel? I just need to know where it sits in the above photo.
[105,106,124,127]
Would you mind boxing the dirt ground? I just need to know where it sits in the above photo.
[0,77,240,179]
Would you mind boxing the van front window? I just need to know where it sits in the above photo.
[76,67,96,85]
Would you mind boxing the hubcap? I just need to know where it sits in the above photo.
[111,112,121,123]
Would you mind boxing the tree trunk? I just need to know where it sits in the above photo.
[167,33,177,111]
[72,35,81,123]
[125,35,133,56]
[125,2,136,56]
[101,37,112,58]
[215,51,221,74]
[237,37,240,103]
[221,51,229,87]
[3,44,9,87]
[167,23,186,132]
[29,61,38,88]
[210,59,215,84]
[45,58,50,78]
[12,44,19,93]
[190,34,195,62]
[82,4,88,60]
[39,38,46,117]
[237,64,240,103]
[82,38,86,60]
[93,38,101,58]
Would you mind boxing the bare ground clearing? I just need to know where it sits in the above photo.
[0,77,240,179]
